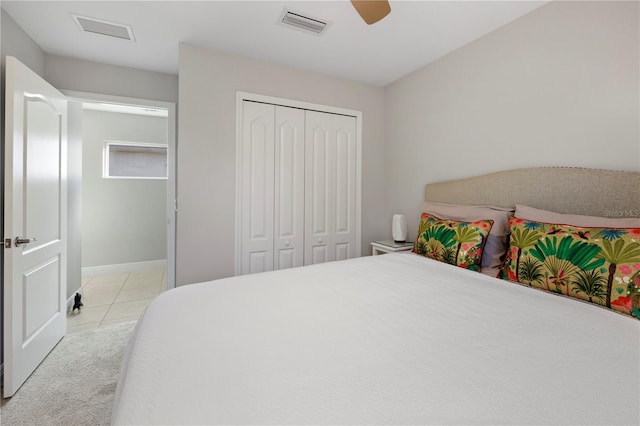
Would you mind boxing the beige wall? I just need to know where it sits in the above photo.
[384,0,639,240]
[177,44,386,285]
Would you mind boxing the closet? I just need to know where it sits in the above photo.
[237,99,359,275]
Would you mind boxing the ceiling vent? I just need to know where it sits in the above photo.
[71,14,135,41]
[279,9,330,35]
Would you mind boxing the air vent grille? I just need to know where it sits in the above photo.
[279,9,329,35]
[72,14,135,41]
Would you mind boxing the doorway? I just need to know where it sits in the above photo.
[63,91,176,332]
[2,57,178,396]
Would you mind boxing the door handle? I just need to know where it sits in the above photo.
[15,237,37,247]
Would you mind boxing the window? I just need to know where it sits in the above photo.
[104,141,167,179]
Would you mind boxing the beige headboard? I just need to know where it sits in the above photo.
[425,167,640,218]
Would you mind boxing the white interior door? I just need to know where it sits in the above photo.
[3,56,67,397]
[274,106,304,270]
[240,101,275,274]
[304,111,357,264]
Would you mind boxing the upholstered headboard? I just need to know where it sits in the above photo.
[425,167,640,218]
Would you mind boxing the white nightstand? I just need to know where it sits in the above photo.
[371,240,414,255]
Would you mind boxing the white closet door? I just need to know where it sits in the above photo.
[273,106,305,270]
[241,101,275,274]
[304,111,357,265]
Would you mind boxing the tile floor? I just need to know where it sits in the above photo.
[67,268,167,333]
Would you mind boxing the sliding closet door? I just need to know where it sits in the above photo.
[273,106,305,270]
[304,111,357,265]
[240,102,275,274]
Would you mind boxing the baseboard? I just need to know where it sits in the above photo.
[81,259,167,277]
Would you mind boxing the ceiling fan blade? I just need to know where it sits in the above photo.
[350,0,391,25]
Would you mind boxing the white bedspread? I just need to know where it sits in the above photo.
[112,253,640,425]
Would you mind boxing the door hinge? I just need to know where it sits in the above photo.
[5,238,12,248]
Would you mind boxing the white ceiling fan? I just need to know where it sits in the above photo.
[350,0,391,25]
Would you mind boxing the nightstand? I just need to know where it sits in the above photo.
[371,240,414,255]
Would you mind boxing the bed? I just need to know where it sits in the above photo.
[112,167,640,425]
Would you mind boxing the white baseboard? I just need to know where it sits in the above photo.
[81,259,167,277]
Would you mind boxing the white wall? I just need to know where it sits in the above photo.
[177,44,386,285]
[384,0,640,240]
[1,9,45,76]
[45,54,178,104]
[82,109,168,268]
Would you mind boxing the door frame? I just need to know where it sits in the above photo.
[234,91,363,275]
[62,90,177,289]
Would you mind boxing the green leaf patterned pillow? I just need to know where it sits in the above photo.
[415,213,493,272]
[499,217,640,319]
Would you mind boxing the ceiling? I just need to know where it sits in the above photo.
[2,1,548,87]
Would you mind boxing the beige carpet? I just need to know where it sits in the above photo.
[1,321,136,426]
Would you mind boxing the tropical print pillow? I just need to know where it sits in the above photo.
[415,213,493,272]
[499,217,640,319]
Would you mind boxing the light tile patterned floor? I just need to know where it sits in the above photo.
[67,268,167,333]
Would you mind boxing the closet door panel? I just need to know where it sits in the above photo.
[332,117,357,259]
[311,127,329,236]
[274,106,305,270]
[304,117,333,265]
[241,102,275,274]
[277,249,295,270]
[335,243,350,261]
[312,246,328,264]
[249,252,269,274]
[304,111,357,265]
[335,129,353,234]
